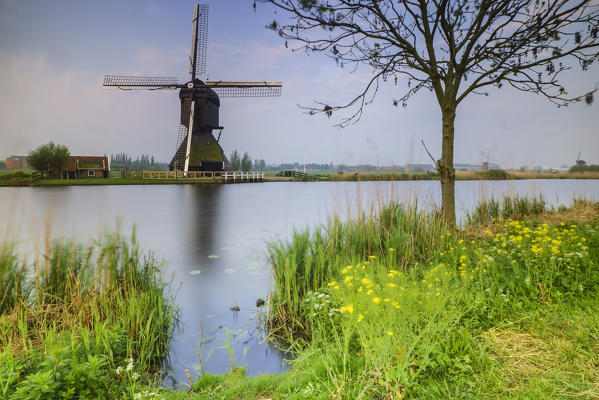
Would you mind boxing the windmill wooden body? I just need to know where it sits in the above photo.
[103,4,281,172]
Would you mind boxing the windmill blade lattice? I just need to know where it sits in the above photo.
[190,4,209,77]
[206,81,282,98]
[172,98,193,170]
[103,75,179,89]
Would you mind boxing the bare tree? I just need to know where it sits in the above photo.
[259,0,599,225]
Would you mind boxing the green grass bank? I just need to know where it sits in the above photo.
[0,232,177,399]
[151,197,599,399]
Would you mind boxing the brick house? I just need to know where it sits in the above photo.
[61,156,110,179]
[5,156,29,170]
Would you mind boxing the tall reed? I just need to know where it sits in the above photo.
[0,230,177,391]
[267,201,448,341]
[466,195,548,225]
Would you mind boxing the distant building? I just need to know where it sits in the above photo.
[61,156,109,179]
[5,156,29,170]
[406,163,435,172]
[455,163,480,171]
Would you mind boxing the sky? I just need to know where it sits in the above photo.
[0,0,597,169]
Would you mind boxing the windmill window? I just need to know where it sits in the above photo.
[88,170,95,177]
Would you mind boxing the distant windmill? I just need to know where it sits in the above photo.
[576,151,586,166]
[479,150,490,171]
[103,4,282,172]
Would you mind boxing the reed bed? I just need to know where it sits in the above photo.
[507,170,599,180]
[0,232,177,399]
[466,195,549,225]
[267,201,448,342]
[253,197,599,399]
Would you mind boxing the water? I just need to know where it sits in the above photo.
[1,179,598,385]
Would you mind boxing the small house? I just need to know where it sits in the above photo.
[61,156,109,179]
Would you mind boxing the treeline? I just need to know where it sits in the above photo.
[109,153,168,171]
[229,150,266,172]
[570,164,599,173]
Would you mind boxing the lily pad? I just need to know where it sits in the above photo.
[224,268,236,274]
[208,254,219,259]
[189,269,202,275]
[245,262,259,271]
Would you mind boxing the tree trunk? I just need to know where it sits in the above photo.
[438,106,456,226]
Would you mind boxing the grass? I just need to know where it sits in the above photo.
[0,231,177,399]
[163,196,599,400]
[506,170,599,180]
[266,202,448,341]
[0,170,33,186]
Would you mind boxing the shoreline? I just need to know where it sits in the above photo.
[1,170,599,187]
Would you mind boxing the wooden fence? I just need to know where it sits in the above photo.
[120,170,264,182]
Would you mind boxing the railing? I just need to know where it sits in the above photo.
[142,170,222,179]
[119,170,264,182]
[222,172,264,182]
[276,170,305,178]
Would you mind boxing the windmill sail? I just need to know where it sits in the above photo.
[103,75,179,89]
[170,98,193,171]
[206,81,282,97]
[190,4,209,79]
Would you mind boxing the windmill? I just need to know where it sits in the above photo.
[103,4,282,172]
[576,151,586,166]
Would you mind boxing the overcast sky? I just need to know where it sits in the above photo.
[0,0,597,169]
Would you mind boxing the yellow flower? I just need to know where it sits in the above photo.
[357,314,364,323]
[386,331,393,336]
[327,281,337,287]
[384,298,391,302]
[372,297,382,305]
[369,255,377,259]
[340,304,354,314]
[367,289,374,295]
[388,248,394,252]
